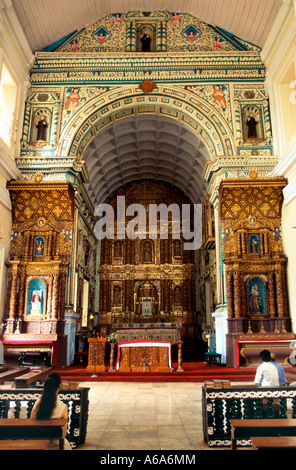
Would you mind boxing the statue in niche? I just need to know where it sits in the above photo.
[174,286,182,305]
[35,237,45,255]
[113,286,121,306]
[250,283,262,315]
[143,240,152,262]
[31,290,42,314]
[250,235,259,254]
[36,115,48,141]
[114,241,122,258]
[246,112,258,138]
[173,240,182,257]
[140,30,151,51]
[84,240,90,267]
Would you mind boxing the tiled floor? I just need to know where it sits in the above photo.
[76,381,225,451]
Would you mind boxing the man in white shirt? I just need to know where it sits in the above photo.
[254,349,279,387]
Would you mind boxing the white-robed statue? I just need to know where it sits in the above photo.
[31,290,42,314]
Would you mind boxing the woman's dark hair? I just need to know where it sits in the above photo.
[36,372,61,420]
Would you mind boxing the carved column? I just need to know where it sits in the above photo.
[233,272,242,318]
[268,272,276,318]
[263,99,272,138]
[161,21,167,51]
[17,274,26,319]
[8,271,18,320]
[52,274,59,319]
[156,23,162,51]
[130,22,137,51]
[226,272,234,318]
[275,269,285,317]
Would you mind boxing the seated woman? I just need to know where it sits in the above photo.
[31,372,71,450]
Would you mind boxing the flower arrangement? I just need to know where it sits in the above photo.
[107,332,117,343]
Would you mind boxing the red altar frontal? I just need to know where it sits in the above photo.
[115,339,173,372]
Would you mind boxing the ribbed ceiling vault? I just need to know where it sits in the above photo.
[84,115,209,206]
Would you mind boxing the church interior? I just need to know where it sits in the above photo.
[0,0,296,451]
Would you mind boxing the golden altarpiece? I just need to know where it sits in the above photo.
[97,181,196,344]
[3,175,75,366]
[219,171,294,367]
[1,10,294,367]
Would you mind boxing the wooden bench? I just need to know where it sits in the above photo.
[252,436,296,450]
[0,439,49,450]
[0,367,30,384]
[14,367,52,388]
[0,418,67,450]
[230,419,296,450]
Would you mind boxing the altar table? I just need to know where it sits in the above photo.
[115,339,173,372]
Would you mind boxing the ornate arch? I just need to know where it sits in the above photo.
[58,85,236,160]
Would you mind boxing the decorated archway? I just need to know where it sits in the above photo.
[57,84,237,163]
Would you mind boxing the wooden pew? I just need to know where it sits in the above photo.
[0,367,30,385]
[0,418,67,450]
[0,439,49,450]
[252,436,296,450]
[14,367,52,388]
[230,419,296,450]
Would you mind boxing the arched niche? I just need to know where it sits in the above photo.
[248,276,266,316]
[26,278,47,317]
[242,104,264,140]
[30,108,51,143]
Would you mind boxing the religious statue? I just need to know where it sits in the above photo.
[140,31,151,52]
[250,236,258,253]
[114,241,122,258]
[36,115,48,141]
[35,238,44,255]
[246,112,258,138]
[143,241,152,262]
[174,286,182,305]
[250,283,262,315]
[113,286,121,306]
[31,291,42,313]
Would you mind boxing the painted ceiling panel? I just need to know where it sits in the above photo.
[11,0,282,51]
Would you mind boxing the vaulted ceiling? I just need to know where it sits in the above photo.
[12,0,282,52]
[84,115,209,205]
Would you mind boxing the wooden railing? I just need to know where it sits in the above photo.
[202,384,296,448]
[0,387,89,449]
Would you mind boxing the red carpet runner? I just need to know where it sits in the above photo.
[55,362,256,383]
